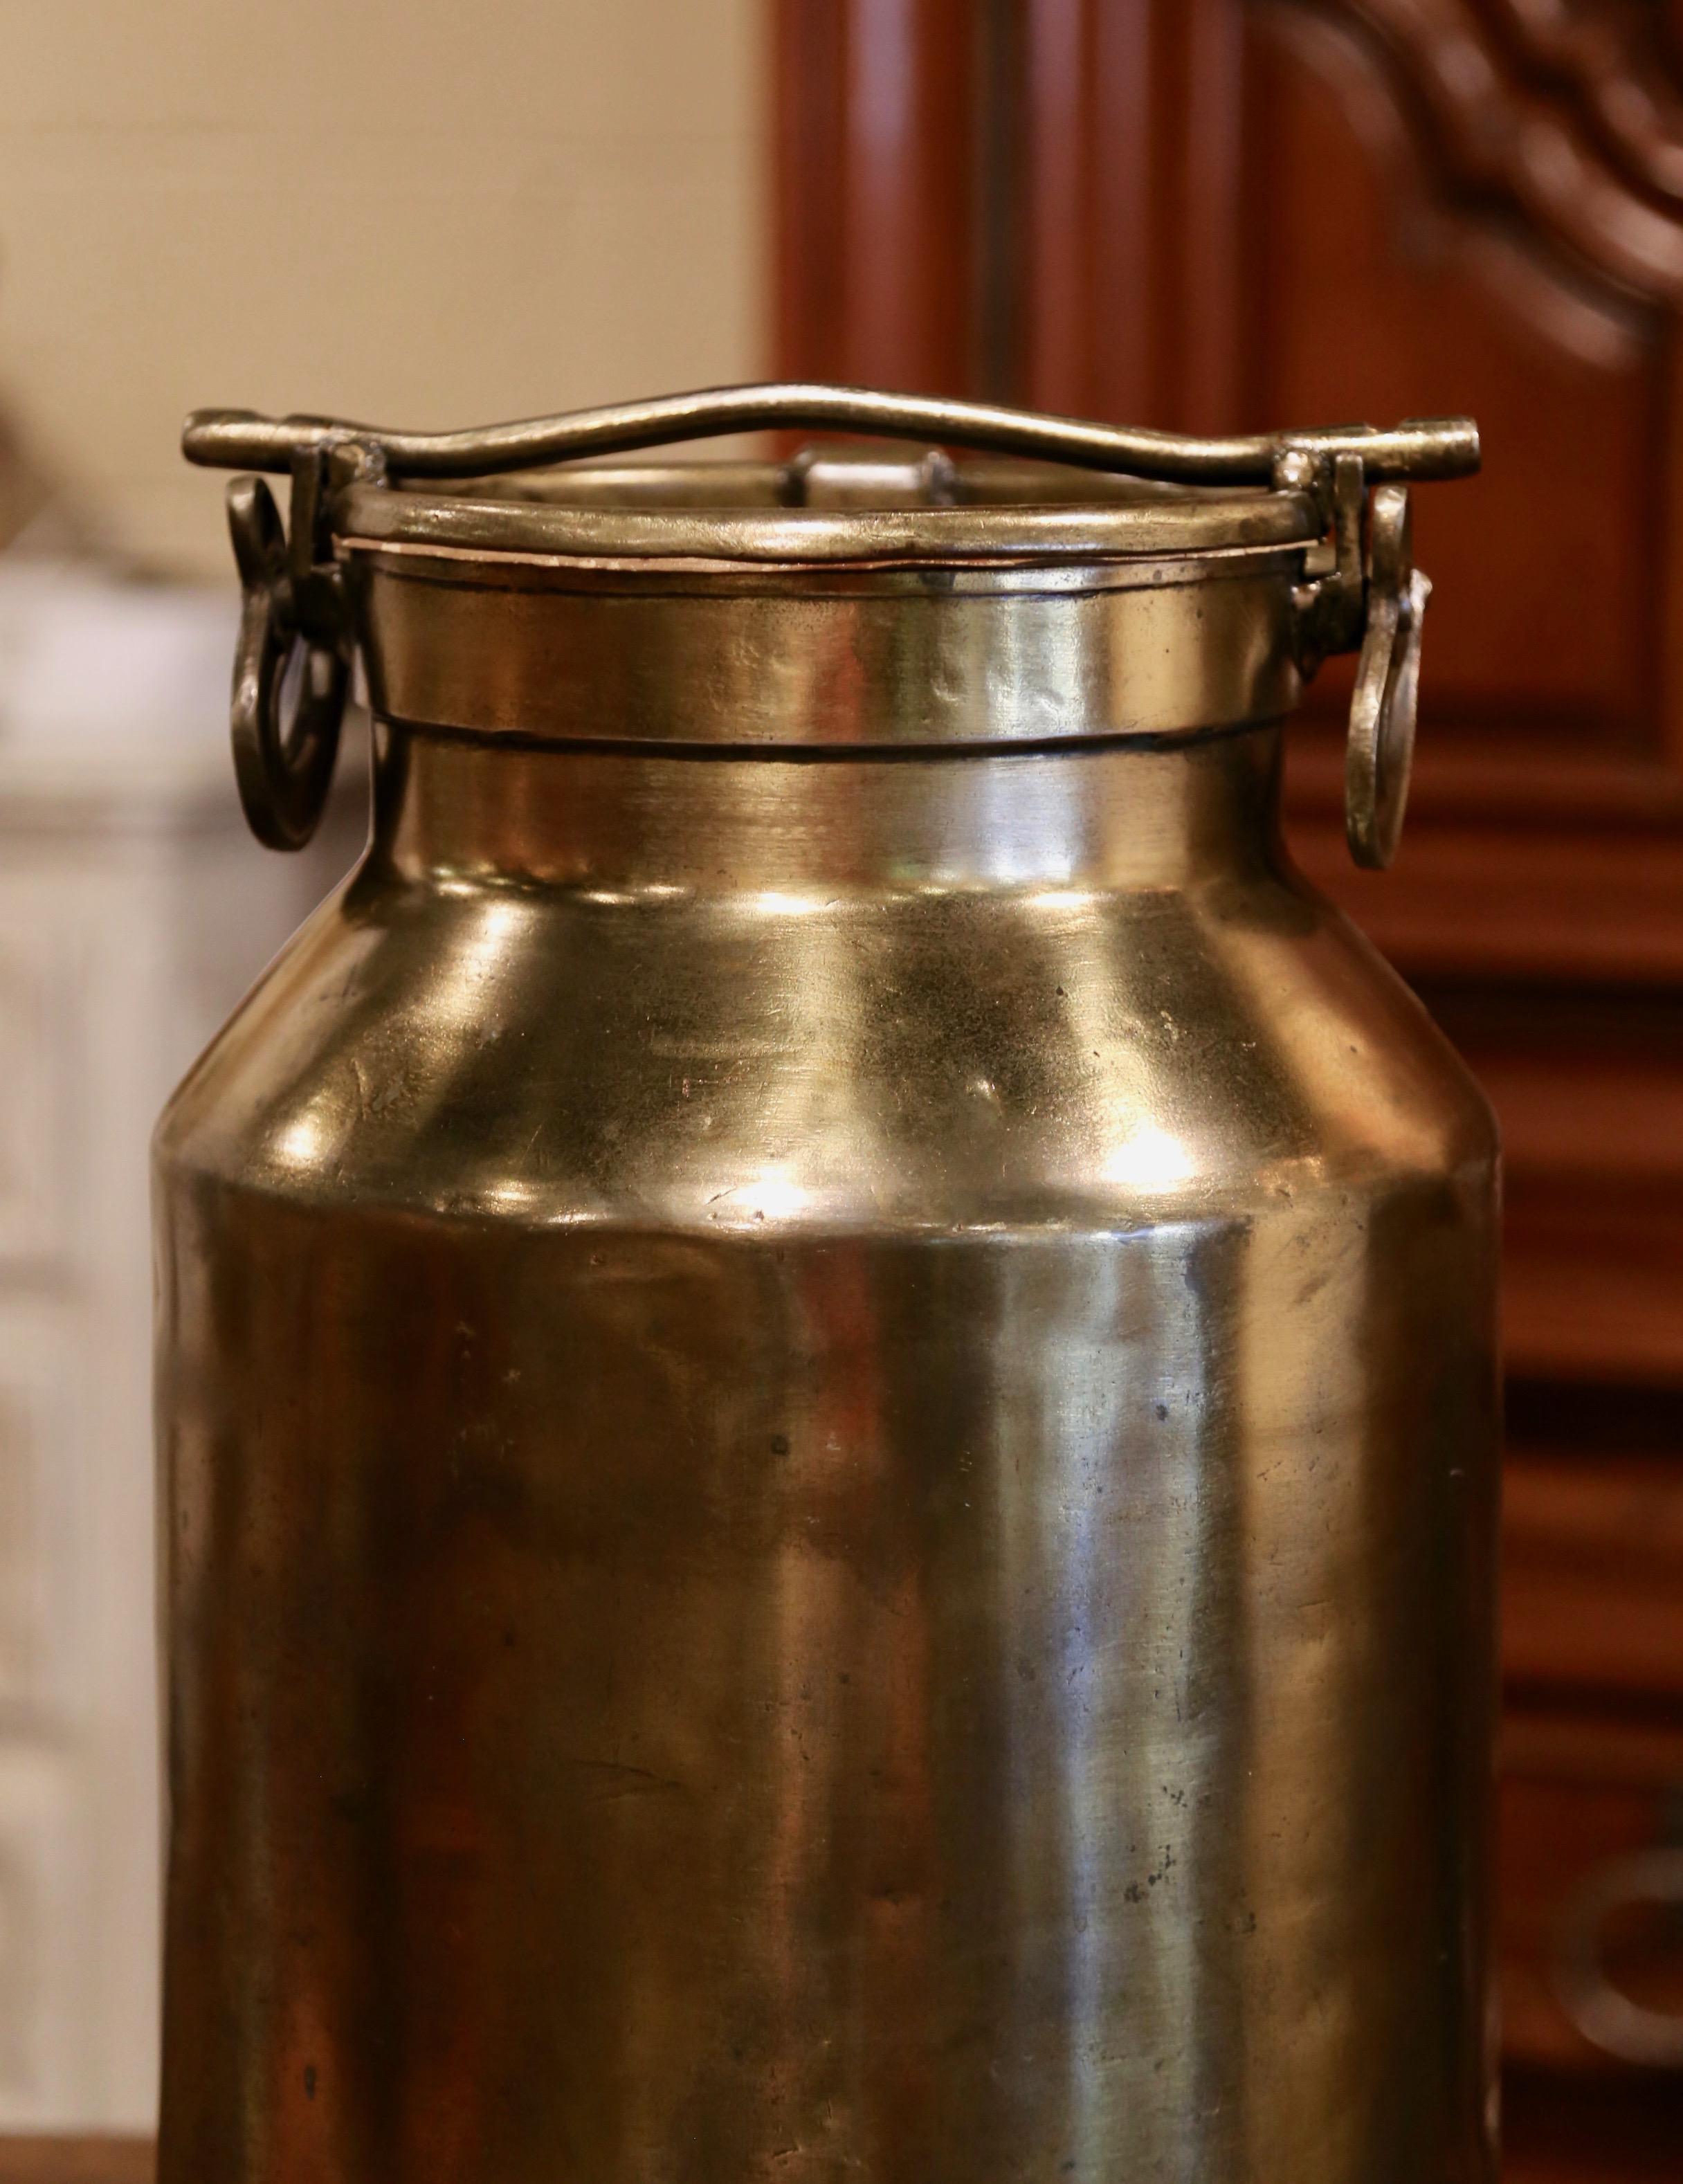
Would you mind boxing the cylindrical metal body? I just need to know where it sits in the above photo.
[156,446,1499,2183]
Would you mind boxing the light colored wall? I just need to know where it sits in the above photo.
[0,0,767,2127]
[0,0,767,579]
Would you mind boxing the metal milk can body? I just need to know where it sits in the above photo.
[157,390,1498,2182]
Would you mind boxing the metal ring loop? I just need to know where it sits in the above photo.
[1551,1845,1683,2068]
[1346,484,1430,871]
[227,475,348,851]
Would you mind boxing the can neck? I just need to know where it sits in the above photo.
[372,725,1288,895]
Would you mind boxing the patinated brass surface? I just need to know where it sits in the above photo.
[158,412,1496,2183]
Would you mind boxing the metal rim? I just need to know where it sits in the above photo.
[332,475,1325,571]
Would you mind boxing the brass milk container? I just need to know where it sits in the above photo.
[158,387,1496,2182]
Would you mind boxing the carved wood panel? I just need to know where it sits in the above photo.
[774,0,1683,975]
[1247,6,1663,754]
[773,0,1683,2126]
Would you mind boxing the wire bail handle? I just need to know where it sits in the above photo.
[183,381,1480,855]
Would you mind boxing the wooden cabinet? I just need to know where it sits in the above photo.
[776,0,1683,2157]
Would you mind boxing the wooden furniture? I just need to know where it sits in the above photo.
[776,0,1683,2157]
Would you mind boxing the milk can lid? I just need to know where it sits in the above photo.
[334,449,1321,565]
[181,382,1478,868]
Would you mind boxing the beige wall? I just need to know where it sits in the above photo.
[0,0,767,579]
[0,2,765,2123]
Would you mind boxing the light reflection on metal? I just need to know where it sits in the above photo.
[156,401,1497,2184]
[1100,1124,1197,1194]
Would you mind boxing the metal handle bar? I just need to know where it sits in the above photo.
[182,380,1480,486]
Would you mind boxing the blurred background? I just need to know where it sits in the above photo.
[1,0,1681,2174]
[0,0,765,2138]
